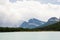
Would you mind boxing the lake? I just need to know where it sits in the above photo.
[0,32,60,40]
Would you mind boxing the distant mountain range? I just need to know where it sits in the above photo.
[20,18,45,28]
[20,17,59,29]
[41,17,59,27]
[36,21,60,31]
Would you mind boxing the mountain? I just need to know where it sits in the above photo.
[0,21,60,32]
[32,21,60,31]
[37,22,60,31]
[28,18,45,25]
[39,17,59,27]
[20,17,59,29]
[48,17,59,24]
[20,21,29,28]
[20,18,45,28]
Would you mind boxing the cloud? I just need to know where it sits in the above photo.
[0,0,60,27]
[21,0,60,5]
[9,0,17,3]
[39,0,60,5]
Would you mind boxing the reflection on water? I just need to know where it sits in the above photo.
[0,32,60,40]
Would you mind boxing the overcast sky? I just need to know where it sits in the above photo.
[0,0,60,27]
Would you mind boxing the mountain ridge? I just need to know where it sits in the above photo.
[20,18,45,28]
[20,17,59,28]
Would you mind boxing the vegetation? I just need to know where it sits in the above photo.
[35,22,60,31]
[0,22,60,32]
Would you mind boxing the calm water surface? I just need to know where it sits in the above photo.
[0,32,60,40]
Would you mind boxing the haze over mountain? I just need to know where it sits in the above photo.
[20,17,59,28]
[41,17,59,27]
[20,18,45,28]
[0,0,60,27]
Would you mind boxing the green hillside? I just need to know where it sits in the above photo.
[34,22,60,31]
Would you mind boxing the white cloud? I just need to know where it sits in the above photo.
[57,0,60,2]
[0,0,60,27]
